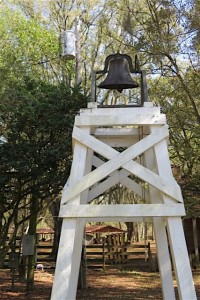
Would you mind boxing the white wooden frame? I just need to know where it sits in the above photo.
[51,102,197,300]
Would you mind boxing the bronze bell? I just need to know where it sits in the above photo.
[98,57,139,93]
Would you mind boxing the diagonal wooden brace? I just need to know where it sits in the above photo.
[87,155,143,201]
[62,125,182,204]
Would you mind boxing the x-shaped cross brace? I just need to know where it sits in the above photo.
[62,125,182,205]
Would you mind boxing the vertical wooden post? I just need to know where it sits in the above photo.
[144,145,176,300]
[51,128,92,300]
[153,127,197,300]
[192,218,199,266]
[103,239,106,271]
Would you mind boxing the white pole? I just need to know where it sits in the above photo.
[75,17,81,85]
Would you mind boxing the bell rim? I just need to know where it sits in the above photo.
[98,83,139,89]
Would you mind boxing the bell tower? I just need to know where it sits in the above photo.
[51,54,197,300]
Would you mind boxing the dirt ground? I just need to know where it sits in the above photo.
[0,267,200,299]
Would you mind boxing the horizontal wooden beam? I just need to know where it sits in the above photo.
[75,113,166,126]
[79,104,163,116]
[85,217,152,222]
[94,127,140,136]
[97,136,139,147]
[59,204,185,218]
[78,104,166,126]
[95,127,140,146]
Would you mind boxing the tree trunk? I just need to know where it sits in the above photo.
[125,222,134,243]
[134,223,140,242]
[50,200,62,258]
[0,193,21,267]
[26,196,39,291]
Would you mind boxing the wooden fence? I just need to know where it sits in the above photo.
[86,242,151,269]
[3,243,54,268]
[4,240,152,270]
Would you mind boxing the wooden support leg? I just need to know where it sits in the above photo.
[167,217,197,299]
[152,217,176,299]
[51,218,85,300]
[51,128,92,300]
[152,126,197,300]
[144,144,176,299]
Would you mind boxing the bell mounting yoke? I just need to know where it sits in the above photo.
[96,53,140,75]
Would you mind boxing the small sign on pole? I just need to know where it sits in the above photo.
[22,235,34,256]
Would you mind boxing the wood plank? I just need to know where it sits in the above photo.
[94,127,140,136]
[75,113,166,126]
[80,105,161,116]
[80,217,152,222]
[59,204,185,218]
[144,144,176,300]
[92,155,143,198]
[88,168,143,202]
[94,127,142,146]
[167,218,197,299]
[124,161,182,202]
[97,136,138,147]
[62,126,173,204]
[88,169,128,202]
[92,151,174,204]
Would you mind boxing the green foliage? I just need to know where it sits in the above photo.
[0,78,87,199]
[0,5,75,87]
[149,71,200,216]
[0,78,88,264]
